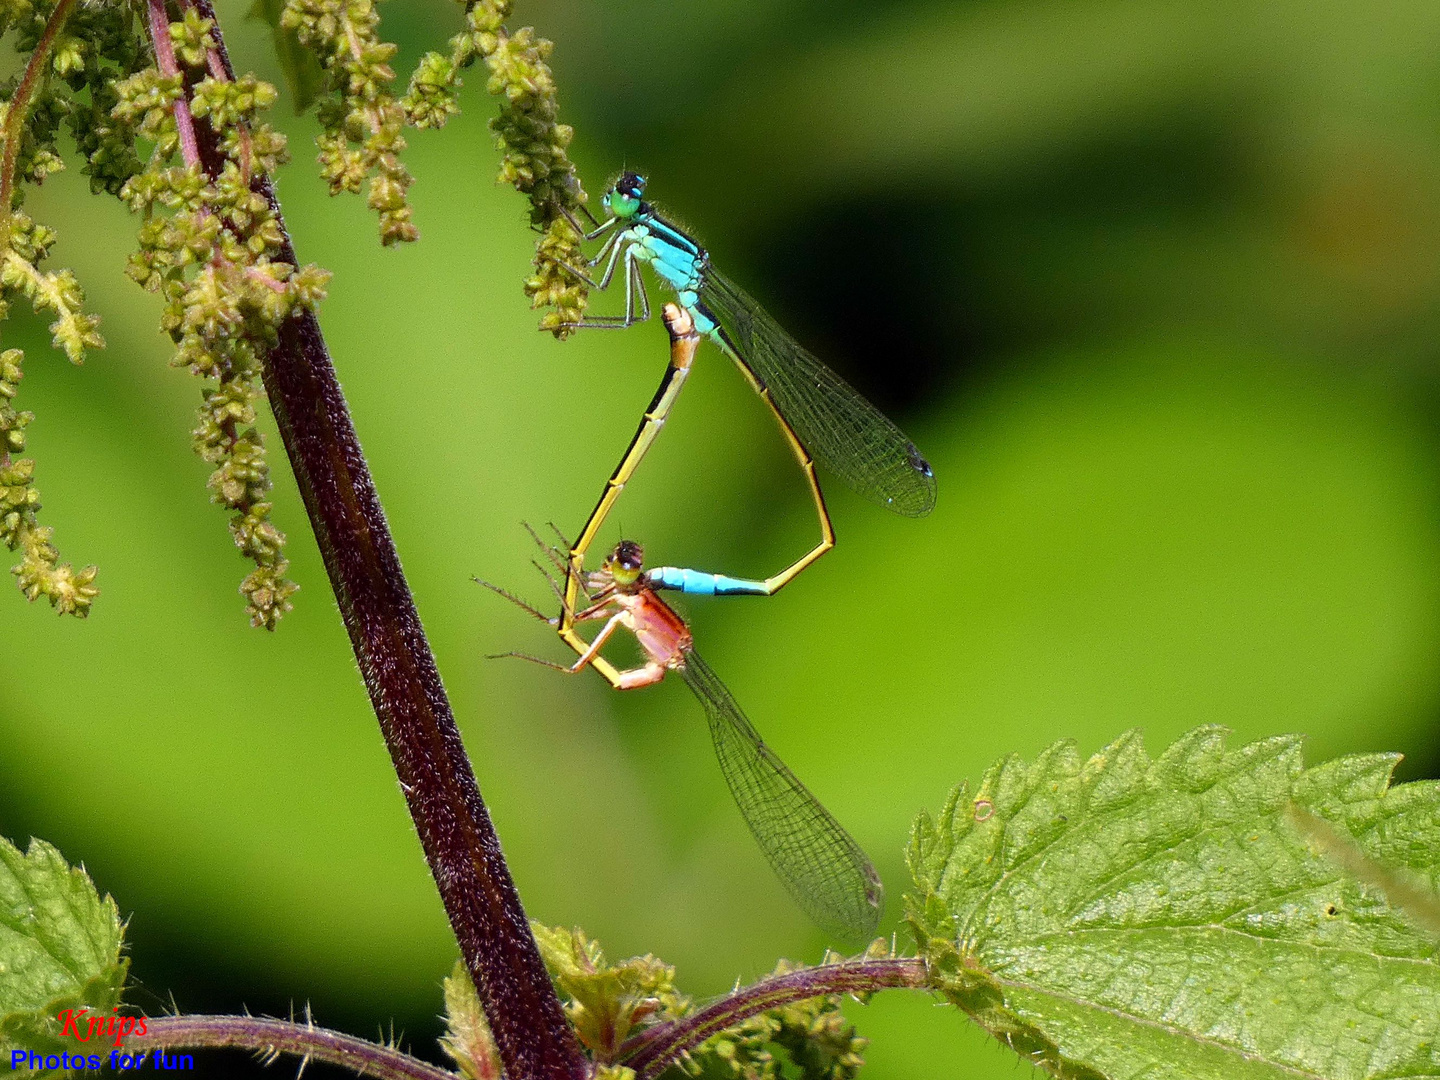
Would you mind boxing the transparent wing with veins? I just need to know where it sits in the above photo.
[679,650,884,944]
[700,270,936,518]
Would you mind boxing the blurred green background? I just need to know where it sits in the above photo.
[5,0,1440,1076]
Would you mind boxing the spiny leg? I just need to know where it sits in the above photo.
[525,521,572,580]
[554,229,623,290]
[571,587,620,624]
[594,234,626,291]
[476,529,628,689]
[473,576,576,672]
[481,584,630,690]
[587,228,622,269]
[568,609,626,671]
[544,523,603,607]
[513,523,576,614]
[532,559,571,610]
[565,608,668,691]
[629,252,652,324]
[560,248,654,330]
[528,522,614,615]
[473,575,556,625]
[545,522,573,559]
[504,647,663,691]
[558,203,614,243]
[488,649,572,671]
[555,231,626,298]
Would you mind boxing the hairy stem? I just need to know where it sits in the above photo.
[152,7,587,1080]
[621,956,928,1080]
[0,0,78,242]
[137,1015,457,1080]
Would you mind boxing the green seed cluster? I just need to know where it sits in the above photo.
[527,922,874,1080]
[402,0,589,336]
[693,957,869,1080]
[0,0,150,616]
[0,0,596,623]
[0,347,96,616]
[1,212,102,365]
[281,0,416,245]
[112,14,330,629]
[531,923,691,1062]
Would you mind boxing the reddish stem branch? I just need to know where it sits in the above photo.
[137,1015,457,1080]
[145,0,200,168]
[621,956,929,1080]
[144,7,588,1080]
[176,0,255,181]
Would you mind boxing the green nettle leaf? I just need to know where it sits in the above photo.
[906,727,1440,1080]
[246,0,324,114]
[530,923,688,1061]
[0,837,127,1075]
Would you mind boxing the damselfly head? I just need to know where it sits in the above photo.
[604,172,646,219]
[604,539,645,588]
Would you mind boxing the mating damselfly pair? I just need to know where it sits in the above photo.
[480,175,933,945]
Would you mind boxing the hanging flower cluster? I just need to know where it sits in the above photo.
[403,0,590,335]
[0,0,151,616]
[280,0,416,245]
[111,2,328,628]
[0,0,590,623]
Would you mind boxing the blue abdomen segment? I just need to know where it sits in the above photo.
[647,566,769,596]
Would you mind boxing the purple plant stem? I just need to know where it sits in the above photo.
[622,956,928,1080]
[146,5,587,1079]
[137,1015,460,1080]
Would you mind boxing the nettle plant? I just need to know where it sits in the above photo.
[0,3,1436,1079]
